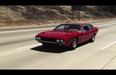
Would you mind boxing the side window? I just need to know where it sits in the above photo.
[81,26,86,32]
[87,24,93,30]
[76,25,81,31]
[83,25,89,31]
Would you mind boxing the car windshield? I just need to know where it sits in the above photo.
[54,24,80,31]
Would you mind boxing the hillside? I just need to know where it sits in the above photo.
[0,5,115,27]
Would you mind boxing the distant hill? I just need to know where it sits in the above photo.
[0,6,115,27]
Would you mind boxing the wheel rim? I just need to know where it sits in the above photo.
[92,35,95,41]
[72,39,77,48]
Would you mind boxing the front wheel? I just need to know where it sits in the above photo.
[69,38,78,50]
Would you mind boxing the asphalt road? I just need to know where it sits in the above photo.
[0,20,116,69]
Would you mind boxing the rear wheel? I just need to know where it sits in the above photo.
[90,34,95,42]
[69,38,78,50]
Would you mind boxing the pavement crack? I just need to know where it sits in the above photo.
[101,55,116,70]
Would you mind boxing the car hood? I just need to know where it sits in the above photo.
[36,30,79,39]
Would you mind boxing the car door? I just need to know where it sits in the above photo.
[83,25,91,42]
[88,24,94,38]
[78,25,91,43]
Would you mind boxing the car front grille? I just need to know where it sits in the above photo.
[41,37,57,42]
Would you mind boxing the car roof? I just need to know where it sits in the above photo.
[61,23,91,26]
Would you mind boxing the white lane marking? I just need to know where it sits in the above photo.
[0,27,54,34]
[101,41,116,50]
[0,43,42,57]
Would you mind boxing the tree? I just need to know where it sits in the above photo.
[71,6,86,21]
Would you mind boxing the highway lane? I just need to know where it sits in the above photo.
[0,20,116,69]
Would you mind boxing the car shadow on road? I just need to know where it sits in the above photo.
[31,45,70,53]
[31,41,90,53]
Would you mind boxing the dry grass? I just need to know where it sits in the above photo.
[0,6,115,27]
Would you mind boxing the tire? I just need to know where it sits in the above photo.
[69,38,78,50]
[90,34,95,42]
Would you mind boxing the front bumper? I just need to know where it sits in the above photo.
[35,36,65,46]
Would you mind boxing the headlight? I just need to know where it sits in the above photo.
[38,37,41,40]
[60,39,65,43]
[56,39,60,43]
[35,36,41,40]
[56,39,65,44]
[35,37,38,40]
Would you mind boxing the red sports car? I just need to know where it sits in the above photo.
[35,23,98,49]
